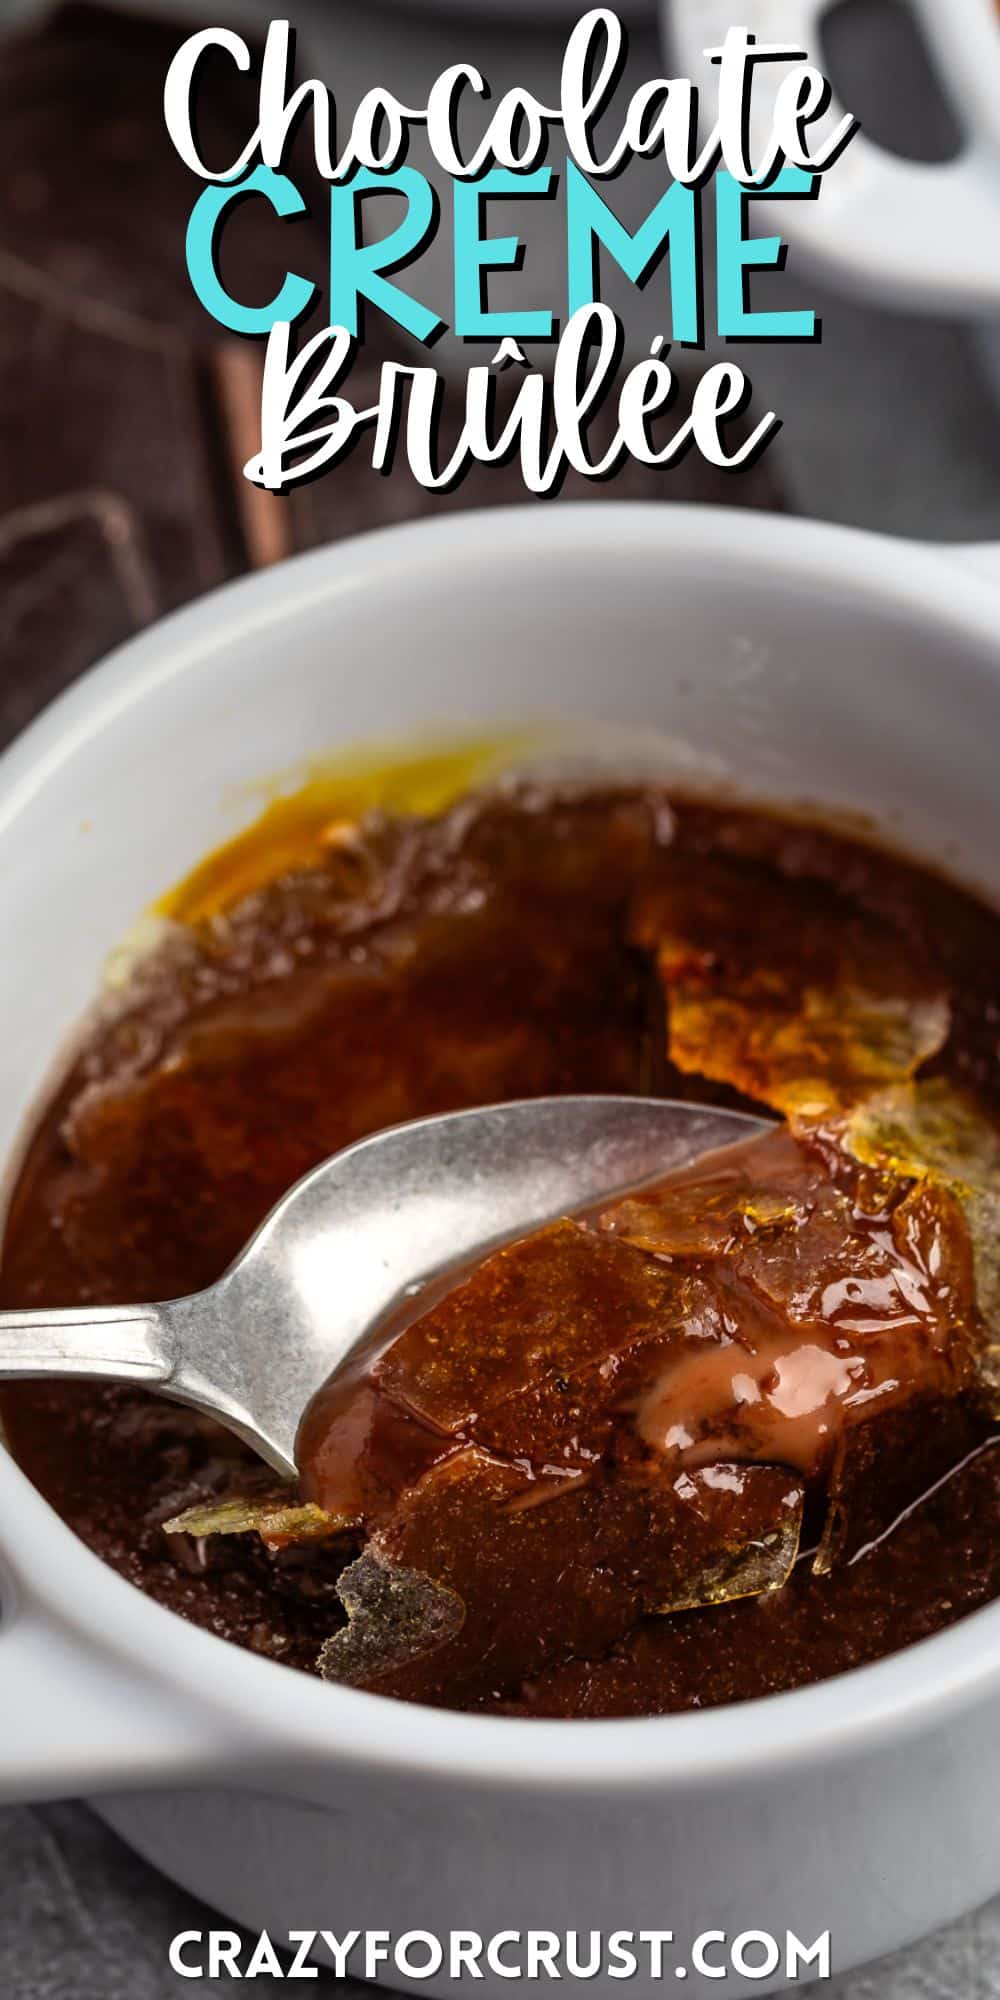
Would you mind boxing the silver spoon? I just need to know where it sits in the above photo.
[0,1096,768,1479]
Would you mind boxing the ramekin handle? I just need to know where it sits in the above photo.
[945,544,1000,591]
[0,1594,238,1803]
[670,0,1000,312]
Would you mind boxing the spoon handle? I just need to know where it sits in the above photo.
[0,1305,172,1385]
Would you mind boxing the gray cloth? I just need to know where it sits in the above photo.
[0,1799,998,1997]
[0,1803,366,1997]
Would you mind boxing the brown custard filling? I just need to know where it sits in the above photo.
[1,777,998,1715]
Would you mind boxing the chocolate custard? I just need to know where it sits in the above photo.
[2,777,999,1717]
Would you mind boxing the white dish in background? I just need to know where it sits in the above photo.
[0,506,999,1994]
[669,0,1000,313]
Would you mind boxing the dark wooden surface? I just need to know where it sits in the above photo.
[0,2,784,751]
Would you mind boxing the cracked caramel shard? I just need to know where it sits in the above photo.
[373,1218,691,1434]
[299,1105,985,1707]
[631,854,950,1116]
[655,1471,803,1612]
[300,1104,984,1702]
[602,1123,977,1477]
[317,1550,465,1687]
[812,1394,986,1576]
[298,1206,819,1701]
[321,1451,805,1705]
[163,1493,354,1551]
[845,1078,1000,1392]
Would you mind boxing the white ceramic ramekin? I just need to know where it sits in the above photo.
[669,0,1000,313]
[1,504,1000,1995]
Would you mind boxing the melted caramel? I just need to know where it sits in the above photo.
[301,1125,976,1529]
[607,1126,973,1478]
[157,736,523,924]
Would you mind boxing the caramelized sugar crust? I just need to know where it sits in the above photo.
[3,785,999,1714]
